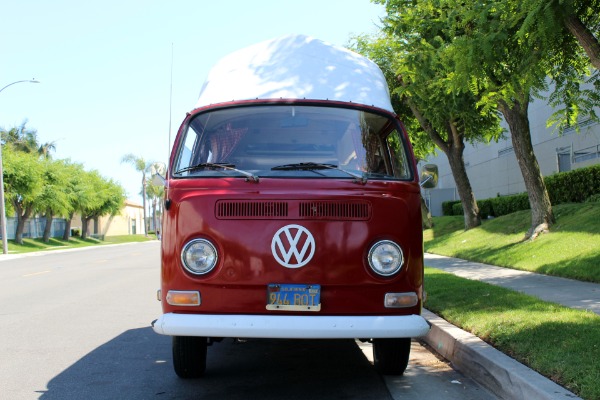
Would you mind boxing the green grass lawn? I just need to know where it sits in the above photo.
[424,202,600,283]
[4,234,154,254]
[425,267,600,400]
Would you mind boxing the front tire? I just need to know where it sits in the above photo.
[172,336,207,378]
[373,338,411,375]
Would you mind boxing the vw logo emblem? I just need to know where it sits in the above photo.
[271,224,315,268]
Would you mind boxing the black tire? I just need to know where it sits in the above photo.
[372,338,411,375]
[172,336,207,379]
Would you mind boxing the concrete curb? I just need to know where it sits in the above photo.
[422,309,580,399]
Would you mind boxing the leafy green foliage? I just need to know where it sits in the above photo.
[36,159,72,216]
[2,147,44,216]
[513,0,600,132]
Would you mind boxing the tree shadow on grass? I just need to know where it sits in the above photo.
[536,251,600,283]
[488,319,600,400]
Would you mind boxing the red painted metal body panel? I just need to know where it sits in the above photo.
[159,177,424,316]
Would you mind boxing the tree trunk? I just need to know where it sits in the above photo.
[403,97,481,230]
[81,216,90,239]
[498,98,554,239]
[142,175,148,237]
[444,126,481,230]
[63,215,73,242]
[152,198,157,235]
[63,213,74,241]
[43,209,53,243]
[564,14,600,70]
[12,202,33,245]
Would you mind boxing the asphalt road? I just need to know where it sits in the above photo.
[0,242,495,399]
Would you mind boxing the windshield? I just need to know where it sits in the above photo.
[173,105,413,181]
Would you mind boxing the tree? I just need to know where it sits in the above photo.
[121,154,155,237]
[146,178,164,236]
[513,0,600,132]
[1,121,56,158]
[78,170,125,239]
[439,0,562,238]
[36,159,72,242]
[353,11,502,230]
[350,34,437,229]
[516,0,600,71]
[61,162,88,241]
[2,147,44,244]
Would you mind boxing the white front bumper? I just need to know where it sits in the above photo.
[152,313,430,339]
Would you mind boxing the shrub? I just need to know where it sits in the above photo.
[442,200,461,216]
[490,193,530,216]
[586,193,600,203]
[545,164,600,204]
[452,202,464,216]
[478,199,494,219]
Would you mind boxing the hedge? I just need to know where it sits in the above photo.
[451,202,464,216]
[442,200,461,216]
[545,164,600,204]
[440,164,600,217]
[488,193,530,216]
[478,199,494,219]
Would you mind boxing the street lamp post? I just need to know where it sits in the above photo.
[0,79,40,254]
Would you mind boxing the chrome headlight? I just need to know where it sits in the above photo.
[181,239,218,275]
[368,240,404,276]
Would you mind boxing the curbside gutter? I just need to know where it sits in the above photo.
[422,309,581,400]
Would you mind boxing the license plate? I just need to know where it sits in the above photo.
[266,284,321,312]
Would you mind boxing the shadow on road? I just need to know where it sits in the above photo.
[39,327,392,399]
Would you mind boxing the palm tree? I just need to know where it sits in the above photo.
[121,154,154,237]
[146,178,165,238]
[1,121,56,159]
[38,141,57,159]
[1,121,38,153]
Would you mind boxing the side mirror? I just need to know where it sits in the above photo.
[420,164,438,189]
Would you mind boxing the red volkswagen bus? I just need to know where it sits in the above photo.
[152,35,430,378]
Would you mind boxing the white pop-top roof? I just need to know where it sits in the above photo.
[195,34,393,112]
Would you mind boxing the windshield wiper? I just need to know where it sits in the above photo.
[175,162,259,183]
[271,162,367,184]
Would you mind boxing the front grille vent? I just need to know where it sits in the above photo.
[216,200,288,219]
[299,201,371,220]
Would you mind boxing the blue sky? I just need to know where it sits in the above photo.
[1,0,385,204]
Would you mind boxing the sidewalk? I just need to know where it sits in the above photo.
[421,253,597,400]
[425,253,600,315]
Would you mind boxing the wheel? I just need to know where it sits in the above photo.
[172,336,207,378]
[372,338,411,375]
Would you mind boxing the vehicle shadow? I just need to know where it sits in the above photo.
[39,327,392,400]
